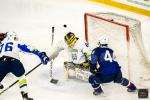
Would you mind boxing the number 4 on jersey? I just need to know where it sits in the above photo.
[104,50,113,62]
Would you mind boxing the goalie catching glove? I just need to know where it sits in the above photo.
[80,61,90,69]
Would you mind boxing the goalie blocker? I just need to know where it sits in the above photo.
[64,62,91,81]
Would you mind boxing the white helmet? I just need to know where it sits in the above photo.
[98,34,108,46]
[5,32,18,41]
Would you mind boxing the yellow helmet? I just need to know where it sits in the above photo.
[64,32,79,48]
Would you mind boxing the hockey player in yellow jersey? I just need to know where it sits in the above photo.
[49,32,91,81]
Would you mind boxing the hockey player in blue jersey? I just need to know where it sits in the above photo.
[89,35,137,96]
[0,32,49,100]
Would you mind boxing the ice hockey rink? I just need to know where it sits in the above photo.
[0,0,150,100]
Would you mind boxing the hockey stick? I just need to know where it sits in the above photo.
[49,26,58,84]
[0,63,42,95]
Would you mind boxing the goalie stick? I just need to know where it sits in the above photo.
[0,62,42,95]
[49,26,58,84]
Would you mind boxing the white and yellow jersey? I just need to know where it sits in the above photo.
[67,40,88,64]
[0,40,21,59]
[0,39,39,60]
[49,39,90,64]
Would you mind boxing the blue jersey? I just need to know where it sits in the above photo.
[90,47,121,76]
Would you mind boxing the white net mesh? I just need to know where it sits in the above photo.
[84,12,149,79]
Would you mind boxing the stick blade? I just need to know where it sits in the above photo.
[50,78,58,84]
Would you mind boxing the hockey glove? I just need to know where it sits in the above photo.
[80,61,90,69]
[38,52,50,65]
[90,67,98,74]
[84,52,91,61]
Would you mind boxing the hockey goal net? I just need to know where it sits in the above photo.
[84,12,149,80]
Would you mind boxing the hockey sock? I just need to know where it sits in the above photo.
[92,84,103,95]
[18,78,28,93]
[121,78,136,90]
[127,83,136,90]
[92,84,100,89]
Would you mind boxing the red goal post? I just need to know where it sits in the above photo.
[84,12,149,80]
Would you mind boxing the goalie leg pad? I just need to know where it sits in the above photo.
[75,67,91,81]
[65,66,70,79]
[64,62,77,70]
[64,62,76,79]
[64,62,91,81]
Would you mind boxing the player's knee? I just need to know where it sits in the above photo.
[114,76,122,83]
[114,79,122,83]
[114,71,123,83]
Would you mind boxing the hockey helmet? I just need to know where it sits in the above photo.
[0,32,7,43]
[5,32,18,41]
[98,34,108,47]
[64,32,79,48]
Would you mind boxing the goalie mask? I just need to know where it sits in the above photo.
[64,32,79,48]
[5,32,19,41]
[98,34,108,47]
